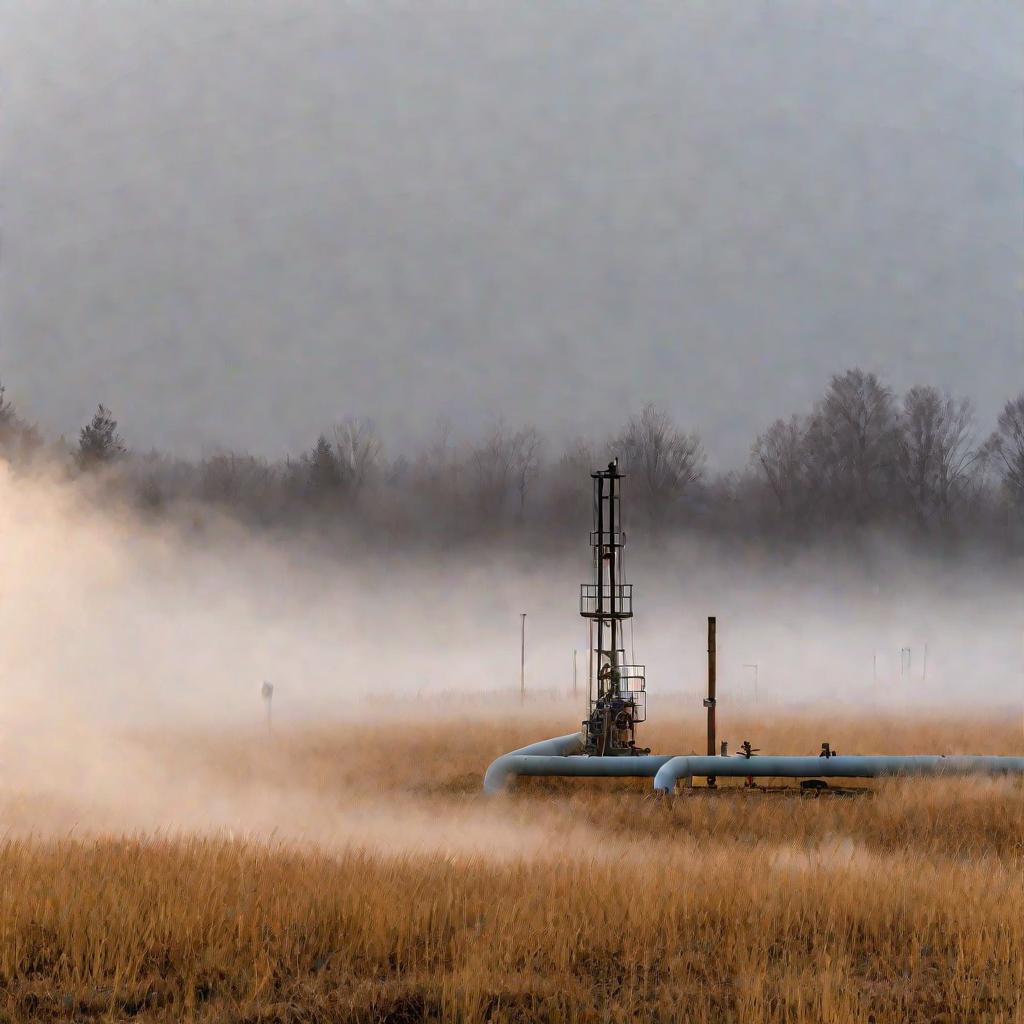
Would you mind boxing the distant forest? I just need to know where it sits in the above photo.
[3,369,1024,554]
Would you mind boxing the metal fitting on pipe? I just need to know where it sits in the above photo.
[652,754,1024,795]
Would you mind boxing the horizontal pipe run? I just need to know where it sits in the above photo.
[653,755,1024,794]
[484,742,1024,795]
[483,733,674,793]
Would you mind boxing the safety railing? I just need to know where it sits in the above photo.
[580,583,633,618]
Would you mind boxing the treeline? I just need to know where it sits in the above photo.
[3,370,1024,553]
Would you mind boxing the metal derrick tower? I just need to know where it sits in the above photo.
[579,459,648,756]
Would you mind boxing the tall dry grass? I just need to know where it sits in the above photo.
[0,711,1022,1023]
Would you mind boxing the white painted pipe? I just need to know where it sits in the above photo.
[652,754,1024,794]
[483,733,674,793]
[483,733,583,793]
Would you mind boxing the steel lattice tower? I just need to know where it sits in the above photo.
[580,459,648,755]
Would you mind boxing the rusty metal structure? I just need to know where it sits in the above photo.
[580,460,648,756]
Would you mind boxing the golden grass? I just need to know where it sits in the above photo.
[1,710,1023,1023]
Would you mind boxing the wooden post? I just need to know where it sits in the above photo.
[706,616,717,788]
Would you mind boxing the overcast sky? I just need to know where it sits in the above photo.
[1,0,1021,466]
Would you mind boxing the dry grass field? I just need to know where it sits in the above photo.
[1,708,1023,1023]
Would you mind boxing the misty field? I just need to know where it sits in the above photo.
[0,711,1022,1023]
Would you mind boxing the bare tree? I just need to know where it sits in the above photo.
[511,426,544,519]
[895,386,979,527]
[542,438,595,534]
[803,369,898,523]
[332,418,382,499]
[199,452,275,507]
[612,404,705,526]
[77,404,126,469]
[411,418,460,497]
[751,415,808,519]
[988,394,1024,508]
[468,423,519,519]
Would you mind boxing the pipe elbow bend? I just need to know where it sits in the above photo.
[482,757,517,795]
[482,732,584,794]
[653,756,690,795]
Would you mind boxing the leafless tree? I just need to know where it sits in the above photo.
[543,438,596,534]
[333,417,382,499]
[751,415,808,518]
[199,452,275,506]
[511,426,544,519]
[468,423,519,519]
[411,418,460,497]
[465,423,545,522]
[895,386,979,527]
[612,404,705,526]
[988,394,1024,508]
[803,369,898,523]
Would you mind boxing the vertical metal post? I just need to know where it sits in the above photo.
[596,474,604,701]
[608,467,617,687]
[588,622,593,707]
[707,616,717,788]
[520,613,526,703]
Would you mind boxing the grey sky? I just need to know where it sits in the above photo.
[1,0,1021,466]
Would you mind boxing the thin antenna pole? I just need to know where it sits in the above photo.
[520,613,526,703]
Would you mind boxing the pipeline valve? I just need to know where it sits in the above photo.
[739,740,759,759]
[820,742,838,758]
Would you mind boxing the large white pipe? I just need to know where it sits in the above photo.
[483,733,583,793]
[483,733,674,793]
[652,754,1024,794]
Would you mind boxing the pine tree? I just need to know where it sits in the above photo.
[0,380,14,435]
[77,404,126,468]
[307,434,343,496]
